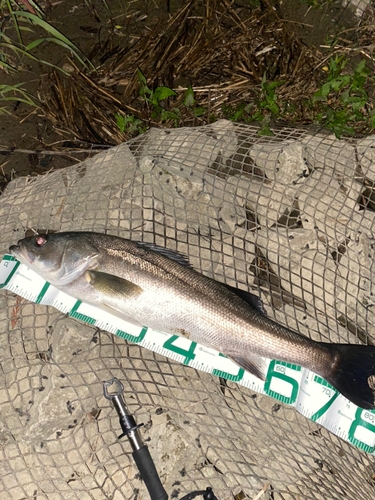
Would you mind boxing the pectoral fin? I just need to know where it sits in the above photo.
[229,354,267,381]
[86,270,143,299]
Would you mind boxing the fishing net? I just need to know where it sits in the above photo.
[1,118,375,500]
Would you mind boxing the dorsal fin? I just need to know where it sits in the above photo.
[136,241,193,268]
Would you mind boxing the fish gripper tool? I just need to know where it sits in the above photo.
[103,377,168,500]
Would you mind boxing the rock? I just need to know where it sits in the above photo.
[1,123,375,500]
[301,132,356,178]
[20,318,98,444]
[250,140,307,185]
[356,135,375,180]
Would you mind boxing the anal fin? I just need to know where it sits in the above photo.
[229,354,267,381]
[96,302,143,327]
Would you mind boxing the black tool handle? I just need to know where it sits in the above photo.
[132,445,168,500]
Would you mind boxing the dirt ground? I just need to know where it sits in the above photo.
[0,0,367,183]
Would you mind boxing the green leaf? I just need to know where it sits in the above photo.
[137,69,152,98]
[25,39,44,50]
[231,108,244,121]
[261,71,267,90]
[28,0,44,16]
[267,101,279,115]
[0,42,70,74]
[251,110,265,121]
[331,77,349,91]
[153,86,177,103]
[341,89,350,104]
[222,103,233,117]
[0,83,27,92]
[0,82,36,104]
[313,95,327,102]
[13,11,95,68]
[355,60,366,75]
[7,0,23,45]
[18,26,35,33]
[184,85,195,107]
[319,82,332,97]
[46,38,89,66]
[352,100,365,112]
[26,37,89,67]
[244,103,254,113]
[193,106,206,117]
[325,107,334,120]
[258,125,274,136]
[161,109,180,125]
[115,113,125,133]
[14,11,81,52]
[0,59,16,71]
[265,81,283,91]
[0,96,36,106]
[125,115,136,125]
[137,68,147,85]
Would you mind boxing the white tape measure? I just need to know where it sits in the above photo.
[2,254,375,454]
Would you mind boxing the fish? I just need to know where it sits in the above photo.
[9,231,375,410]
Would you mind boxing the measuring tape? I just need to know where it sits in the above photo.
[2,254,375,455]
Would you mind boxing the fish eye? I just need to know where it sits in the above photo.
[35,235,47,247]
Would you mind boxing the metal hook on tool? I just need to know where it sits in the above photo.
[103,377,144,444]
[103,377,218,500]
[103,377,168,500]
[103,376,124,399]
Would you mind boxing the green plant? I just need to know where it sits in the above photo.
[311,56,370,138]
[115,80,210,135]
[252,72,284,134]
[114,112,146,136]
[183,85,206,118]
[222,73,284,135]
[115,79,211,135]
[222,102,253,122]
[0,1,93,75]
[137,69,180,125]
[0,82,37,113]
[298,0,333,9]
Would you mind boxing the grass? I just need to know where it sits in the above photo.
[2,0,375,142]
[218,55,375,138]
[0,1,94,114]
[311,56,373,137]
[110,55,374,140]
[0,0,93,80]
[221,74,285,136]
[0,82,37,114]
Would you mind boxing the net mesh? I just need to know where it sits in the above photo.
[1,120,375,499]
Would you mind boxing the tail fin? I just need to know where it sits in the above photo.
[325,344,375,410]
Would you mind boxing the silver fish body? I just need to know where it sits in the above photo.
[9,231,375,409]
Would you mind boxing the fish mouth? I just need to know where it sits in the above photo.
[9,244,20,256]
[9,242,36,265]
